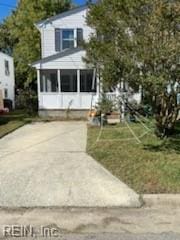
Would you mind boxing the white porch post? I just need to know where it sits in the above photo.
[74,29,77,48]
[139,85,143,103]
[77,69,80,108]
[57,69,61,109]
[77,69,80,93]
[57,69,61,92]
[96,71,100,99]
[37,69,41,108]
[98,71,103,98]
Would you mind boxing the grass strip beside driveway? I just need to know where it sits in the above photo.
[87,122,180,194]
[0,110,39,138]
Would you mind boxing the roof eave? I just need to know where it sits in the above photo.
[31,47,84,67]
[36,5,88,28]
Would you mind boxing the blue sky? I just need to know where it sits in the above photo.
[0,0,86,22]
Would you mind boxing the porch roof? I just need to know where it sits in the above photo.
[31,47,83,67]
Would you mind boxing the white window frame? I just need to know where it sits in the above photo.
[80,70,97,93]
[60,69,77,93]
[4,88,8,98]
[5,60,10,76]
[61,29,76,51]
[40,70,58,93]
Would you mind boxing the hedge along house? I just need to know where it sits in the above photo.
[32,5,101,118]
[32,5,142,118]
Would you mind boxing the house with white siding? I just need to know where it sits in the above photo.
[32,5,141,118]
[0,52,15,109]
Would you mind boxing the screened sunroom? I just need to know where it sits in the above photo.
[37,69,99,110]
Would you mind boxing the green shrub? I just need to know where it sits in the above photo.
[96,93,115,115]
[15,89,38,114]
[128,101,153,118]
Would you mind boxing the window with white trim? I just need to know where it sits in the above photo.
[55,28,83,52]
[40,70,58,92]
[4,88,8,98]
[5,60,10,76]
[80,70,96,92]
[62,29,75,50]
[61,70,77,92]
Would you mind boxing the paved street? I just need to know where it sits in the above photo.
[1,233,180,240]
[49,234,180,240]
[0,205,180,239]
[0,121,140,207]
[0,205,180,236]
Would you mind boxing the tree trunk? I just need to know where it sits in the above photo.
[155,92,179,138]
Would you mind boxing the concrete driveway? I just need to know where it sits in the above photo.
[0,122,141,207]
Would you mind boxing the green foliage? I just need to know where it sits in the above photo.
[128,101,153,118]
[136,0,180,137]
[0,22,14,55]
[16,89,38,114]
[96,93,115,114]
[85,0,141,88]
[85,0,180,137]
[0,0,72,88]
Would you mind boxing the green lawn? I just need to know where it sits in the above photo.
[0,110,40,138]
[87,120,180,194]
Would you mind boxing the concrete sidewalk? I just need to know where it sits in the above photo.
[0,122,141,207]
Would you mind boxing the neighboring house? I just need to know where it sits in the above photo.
[0,52,15,109]
[32,5,141,118]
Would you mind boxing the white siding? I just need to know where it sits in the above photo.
[34,50,89,69]
[40,8,93,58]
[0,52,15,106]
[34,7,99,111]
[39,93,98,110]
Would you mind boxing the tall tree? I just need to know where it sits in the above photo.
[85,0,180,137]
[0,0,72,88]
[134,0,180,137]
[85,0,142,87]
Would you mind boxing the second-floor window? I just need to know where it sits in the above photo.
[55,28,83,52]
[62,29,74,50]
[5,60,10,76]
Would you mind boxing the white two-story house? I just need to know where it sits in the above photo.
[32,5,141,118]
[32,5,100,118]
[0,52,15,109]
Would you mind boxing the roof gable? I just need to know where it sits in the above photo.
[36,5,88,28]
